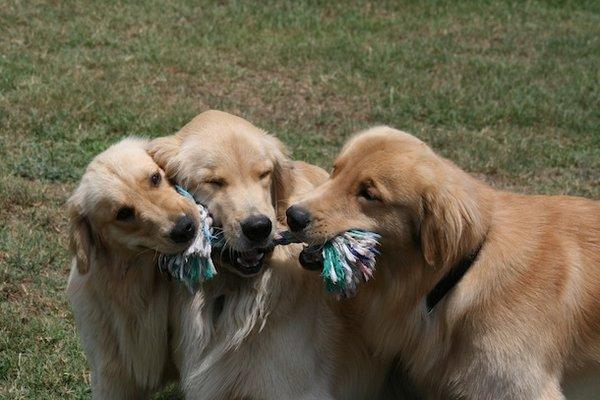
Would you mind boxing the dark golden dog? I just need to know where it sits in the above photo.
[287,126,600,400]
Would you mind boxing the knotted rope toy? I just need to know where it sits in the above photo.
[275,229,380,298]
[158,186,217,293]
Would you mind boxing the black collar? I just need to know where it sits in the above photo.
[426,242,484,314]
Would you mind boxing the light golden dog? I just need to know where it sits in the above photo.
[286,126,600,400]
[149,111,392,400]
[66,138,199,399]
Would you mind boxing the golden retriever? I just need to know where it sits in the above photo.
[286,126,600,400]
[66,138,199,399]
[149,111,392,400]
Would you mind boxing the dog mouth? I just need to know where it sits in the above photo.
[149,238,194,256]
[274,231,325,271]
[212,246,274,277]
[298,245,324,271]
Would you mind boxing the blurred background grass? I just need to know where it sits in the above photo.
[1,1,598,398]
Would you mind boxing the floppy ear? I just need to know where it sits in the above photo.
[420,184,481,268]
[147,135,182,177]
[67,196,94,274]
[267,135,296,224]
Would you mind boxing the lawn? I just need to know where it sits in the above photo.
[0,0,598,398]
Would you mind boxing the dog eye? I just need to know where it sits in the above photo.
[206,178,226,188]
[150,172,161,187]
[358,187,380,202]
[259,170,272,180]
[116,206,135,221]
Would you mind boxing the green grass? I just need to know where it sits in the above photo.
[1,0,598,398]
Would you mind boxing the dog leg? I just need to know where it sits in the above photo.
[91,369,147,400]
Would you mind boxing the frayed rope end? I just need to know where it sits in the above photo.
[274,229,380,298]
[158,186,217,293]
[321,230,380,298]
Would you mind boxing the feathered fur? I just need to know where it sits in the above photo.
[149,111,393,400]
[289,126,600,400]
[66,138,200,399]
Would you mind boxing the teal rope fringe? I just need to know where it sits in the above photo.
[158,185,217,293]
[273,229,380,298]
[321,230,380,298]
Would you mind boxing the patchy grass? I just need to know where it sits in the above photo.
[1,0,598,398]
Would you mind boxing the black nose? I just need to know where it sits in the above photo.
[286,205,311,232]
[240,214,272,242]
[169,215,196,244]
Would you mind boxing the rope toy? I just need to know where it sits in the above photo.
[158,186,217,293]
[275,229,380,298]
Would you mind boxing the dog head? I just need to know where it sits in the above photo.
[67,138,200,274]
[149,110,294,277]
[286,126,485,270]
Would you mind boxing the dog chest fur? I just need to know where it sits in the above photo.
[68,256,171,397]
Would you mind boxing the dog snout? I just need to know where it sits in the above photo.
[240,214,272,242]
[169,215,197,244]
[286,205,311,232]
